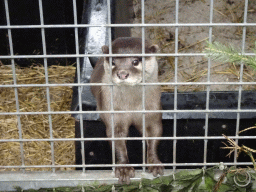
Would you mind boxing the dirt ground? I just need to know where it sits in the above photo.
[131,0,256,92]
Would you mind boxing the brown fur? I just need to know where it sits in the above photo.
[90,37,163,184]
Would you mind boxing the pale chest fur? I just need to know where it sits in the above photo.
[101,83,161,111]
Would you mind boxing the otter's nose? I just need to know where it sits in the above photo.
[117,70,129,80]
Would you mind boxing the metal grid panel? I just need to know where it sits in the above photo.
[0,0,256,190]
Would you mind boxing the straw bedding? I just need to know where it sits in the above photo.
[0,64,76,171]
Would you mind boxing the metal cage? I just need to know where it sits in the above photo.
[0,0,256,190]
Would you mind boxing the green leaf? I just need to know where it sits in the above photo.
[173,179,195,188]
[118,184,139,192]
[190,177,203,192]
[144,187,159,192]
[151,175,173,185]
[204,175,216,191]
[197,183,211,192]
[141,178,154,185]
[235,187,246,192]
[172,173,203,191]
[175,169,202,181]
[94,185,112,192]
[204,41,256,71]
[251,172,256,180]
[159,184,174,192]
[217,183,234,192]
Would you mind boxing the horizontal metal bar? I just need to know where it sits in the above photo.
[0,170,163,182]
[1,109,256,116]
[0,52,255,59]
[0,23,256,29]
[0,135,255,143]
[1,81,256,89]
[0,162,253,169]
[0,53,208,58]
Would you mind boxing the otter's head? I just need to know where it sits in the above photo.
[102,37,159,86]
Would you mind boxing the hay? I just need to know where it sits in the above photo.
[0,64,76,171]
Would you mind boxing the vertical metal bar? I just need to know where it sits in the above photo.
[72,0,86,173]
[141,0,146,173]
[4,0,25,173]
[234,0,248,164]
[38,0,55,172]
[203,0,214,168]
[107,0,115,173]
[173,0,179,172]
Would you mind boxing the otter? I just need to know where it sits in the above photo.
[90,37,163,184]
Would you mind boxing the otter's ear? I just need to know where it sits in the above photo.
[102,45,109,54]
[149,44,159,53]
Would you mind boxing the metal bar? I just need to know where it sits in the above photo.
[38,0,55,173]
[234,0,248,165]
[203,0,214,168]
[1,135,256,143]
[1,108,256,116]
[4,0,26,173]
[1,52,255,59]
[1,23,256,29]
[72,0,86,173]
[0,162,254,169]
[1,81,256,89]
[172,0,180,172]
[106,0,116,174]
[141,0,146,172]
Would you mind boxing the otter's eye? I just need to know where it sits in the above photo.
[132,59,139,66]
[111,61,115,67]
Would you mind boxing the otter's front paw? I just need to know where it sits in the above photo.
[148,159,164,177]
[148,165,164,177]
[115,167,135,184]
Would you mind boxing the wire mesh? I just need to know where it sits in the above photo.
[0,0,256,189]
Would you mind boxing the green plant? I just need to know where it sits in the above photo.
[204,41,256,70]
